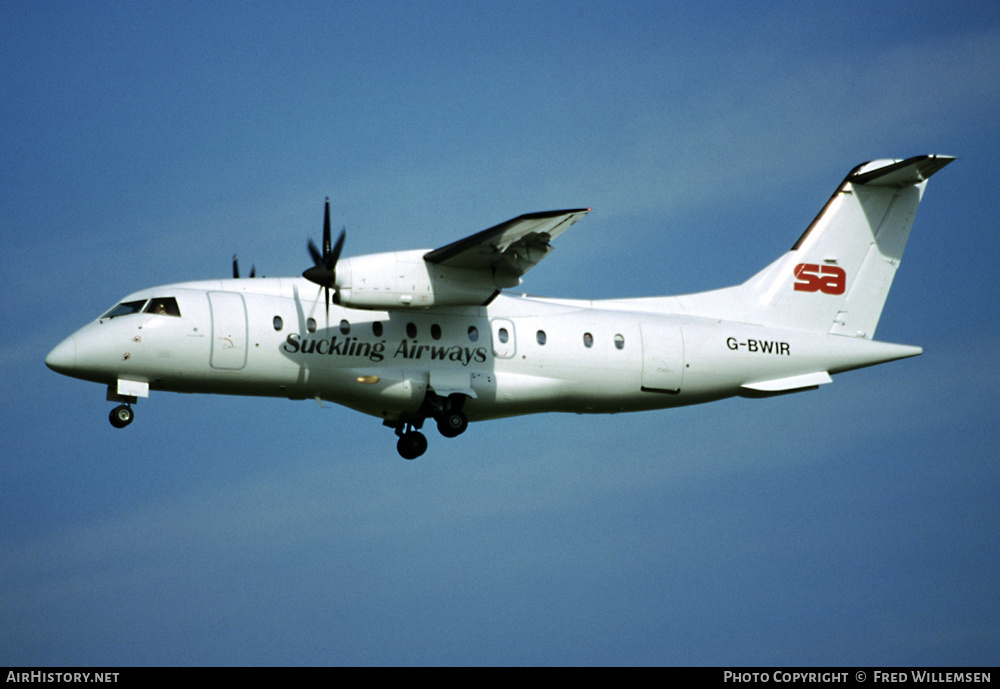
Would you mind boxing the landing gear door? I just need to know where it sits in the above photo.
[208,291,248,370]
[490,319,516,359]
[639,322,684,393]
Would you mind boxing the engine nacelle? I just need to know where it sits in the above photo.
[334,250,517,310]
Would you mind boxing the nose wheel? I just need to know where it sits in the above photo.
[109,404,134,429]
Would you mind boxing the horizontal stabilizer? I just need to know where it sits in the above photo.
[741,155,952,338]
[850,155,955,187]
[653,155,955,338]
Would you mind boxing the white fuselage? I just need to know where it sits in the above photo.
[44,156,952,457]
[47,276,919,424]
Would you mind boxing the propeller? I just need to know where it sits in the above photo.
[303,197,346,318]
[232,256,255,279]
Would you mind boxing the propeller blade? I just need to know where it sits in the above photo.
[233,256,256,279]
[304,203,346,285]
[307,238,323,266]
[303,199,347,320]
[322,197,331,261]
[329,228,346,269]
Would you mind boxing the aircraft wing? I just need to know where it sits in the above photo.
[423,208,590,278]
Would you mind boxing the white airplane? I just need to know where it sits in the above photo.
[46,155,953,459]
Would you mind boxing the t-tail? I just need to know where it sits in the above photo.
[741,154,954,338]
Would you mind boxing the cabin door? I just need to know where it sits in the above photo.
[208,292,248,370]
[639,322,684,393]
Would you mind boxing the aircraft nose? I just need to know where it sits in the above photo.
[46,335,77,374]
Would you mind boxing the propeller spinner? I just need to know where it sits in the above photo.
[303,198,346,317]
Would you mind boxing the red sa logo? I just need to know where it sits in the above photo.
[794,263,846,295]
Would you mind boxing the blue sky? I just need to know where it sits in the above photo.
[3,0,999,666]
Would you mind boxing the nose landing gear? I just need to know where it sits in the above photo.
[109,404,134,428]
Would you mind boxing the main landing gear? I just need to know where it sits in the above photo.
[387,392,469,459]
[394,422,429,460]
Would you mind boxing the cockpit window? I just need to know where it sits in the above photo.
[144,297,181,317]
[102,300,147,319]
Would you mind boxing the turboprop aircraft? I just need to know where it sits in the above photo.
[46,155,953,459]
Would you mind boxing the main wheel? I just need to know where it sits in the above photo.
[109,405,134,429]
[436,411,468,438]
[396,431,428,460]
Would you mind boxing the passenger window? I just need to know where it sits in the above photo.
[468,326,479,342]
[307,318,317,333]
[372,321,383,337]
[273,316,284,331]
[536,330,546,345]
[498,328,509,344]
[583,332,593,348]
[340,319,351,335]
[144,297,181,317]
[431,324,442,340]
[614,334,625,350]
[102,300,147,319]
[406,323,417,338]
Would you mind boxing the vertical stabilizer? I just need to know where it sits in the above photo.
[741,155,953,338]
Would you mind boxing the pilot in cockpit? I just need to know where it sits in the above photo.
[145,297,180,317]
